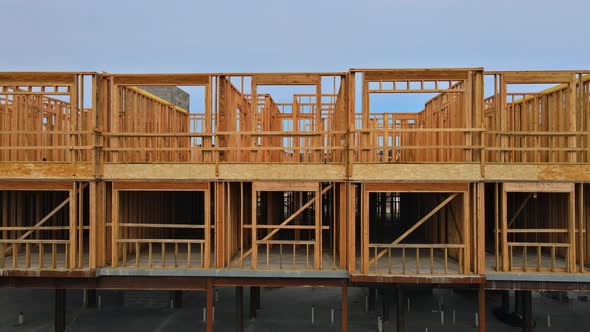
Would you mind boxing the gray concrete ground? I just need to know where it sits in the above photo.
[0,286,588,331]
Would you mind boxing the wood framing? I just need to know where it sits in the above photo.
[2,69,590,290]
[492,182,579,273]
[109,181,211,270]
[359,182,474,276]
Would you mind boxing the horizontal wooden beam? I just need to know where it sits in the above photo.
[364,182,469,193]
[500,71,575,84]
[0,72,78,84]
[363,69,473,81]
[503,182,575,193]
[252,181,318,192]
[112,181,209,191]
[0,181,73,191]
[111,74,210,86]
[252,74,321,85]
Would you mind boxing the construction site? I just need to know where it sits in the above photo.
[1,68,590,331]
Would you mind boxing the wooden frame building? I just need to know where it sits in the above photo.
[1,69,590,331]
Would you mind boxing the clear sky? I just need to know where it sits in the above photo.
[1,0,588,73]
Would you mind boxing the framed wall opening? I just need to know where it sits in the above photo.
[360,182,472,276]
[110,182,211,270]
[104,74,212,163]
[486,182,580,273]
[483,72,589,163]
[217,74,346,163]
[227,181,344,271]
[352,69,483,163]
[0,73,95,163]
[0,182,90,271]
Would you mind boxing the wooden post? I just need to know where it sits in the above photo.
[111,189,119,267]
[315,78,322,162]
[579,183,585,273]
[69,184,77,269]
[567,77,577,163]
[204,184,211,268]
[569,190,576,272]
[78,182,84,268]
[499,76,507,162]
[1,191,7,267]
[463,190,471,274]
[314,184,322,269]
[348,183,356,273]
[98,181,106,267]
[251,187,257,269]
[216,182,225,268]
[361,184,369,273]
[89,181,97,269]
[338,183,347,268]
[478,283,486,332]
[465,71,473,162]
[477,182,485,274]
[494,184,499,271]
[346,72,355,177]
[501,186,508,271]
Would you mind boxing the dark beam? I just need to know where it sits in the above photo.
[382,288,391,321]
[397,287,405,332]
[522,291,533,332]
[501,290,510,314]
[254,286,261,310]
[368,287,376,311]
[236,286,244,332]
[249,287,257,319]
[86,289,97,308]
[515,290,523,315]
[54,289,66,332]
[206,282,214,332]
[172,290,183,308]
[342,286,348,332]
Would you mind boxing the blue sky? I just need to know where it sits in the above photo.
[1,0,587,73]
[1,0,587,113]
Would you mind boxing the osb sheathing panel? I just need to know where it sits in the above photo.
[218,164,346,180]
[103,164,216,180]
[0,163,93,179]
[485,165,538,181]
[485,165,590,181]
[351,164,481,181]
[538,165,590,181]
